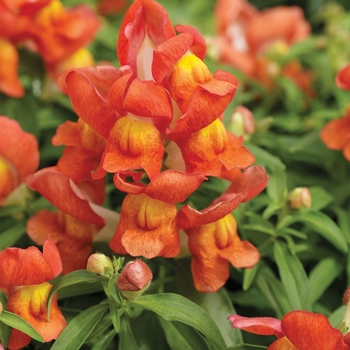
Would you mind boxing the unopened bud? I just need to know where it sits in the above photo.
[344,287,350,306]
[340,287,350,336]
[86,253,114,277]
[288,187,312,209]
[229,106,255,141]
[117,259,152,302]
[0,302,3,315]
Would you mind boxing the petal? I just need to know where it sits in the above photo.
[320,110,350,151]
[228,314,283,337]
[175,25,207,60]
[0,239,62,288]
[97,117,164,179]
[7,283,66,347]
[281,310,349,350]
[0,39,24,98]
[268,337,298,350]
[117,0,175,78]
[144,170,206,203]
[109,194,179,259]
[336,64,350,91]
[107,76,173,131]
[222,165,269,202]
[26,167,105,226]
[177,192,243,230]
[57,66,122,138]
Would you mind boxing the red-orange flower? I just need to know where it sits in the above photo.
[0,239,66,349]
[91,67,173,180]
[26,167,106,274]
[152,25,238,139]
[29,0,100,67]
[52,118,106,204]
[229,311,349,350]
[110,170,206,258]
[320,108,350,161]
[117,0,175,80]
[0,116,39,205]
[336,64,350,91]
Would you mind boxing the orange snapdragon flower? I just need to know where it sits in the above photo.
[229,311,349,350]
[0,116,39,205]
[26,167,106,274]
[336,63,350,91]
[177,166,268,292]
[109,170,206,258]
[0,239,66,349]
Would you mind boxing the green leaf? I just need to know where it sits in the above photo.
[47,270,102,316]
[174,259,242,346]
[108,274,122,304]
[243,263,260,291]
[109,301,120,333]
[158,317,212,350]
[0,222,26,249]
[308,187,333,211]
[119,315,140,350]
[278,211,348,254]
[328,305,346,328]
[134,293,226,349]
[332,206,350,243]
[273,241,312,311]
[309,257,344,304]
[91,329,116,350]
[255,264,292,317]
[51,304,108,350]
[0,310,44,343]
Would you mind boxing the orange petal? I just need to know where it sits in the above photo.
[0,239,62,288]
[26,167,105,226]
[222,165,269,202]
[336,64,350,90]
[281,311,349,350]
[107,76,173,132]
[320,110,350,151]
[109,194,179,259]
[177,192,243,230]
[7,283,66,348]
[268,337,298,350]
[57,67,122,138]
[98,116,164,179]
[0,39,24,98]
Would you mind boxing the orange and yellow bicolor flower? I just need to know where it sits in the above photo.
[0,239,66,349]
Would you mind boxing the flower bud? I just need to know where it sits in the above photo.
[117,259,152,302]
[288,187,312,209]
[341,287,350,335]
[229,106,255,141]
[344,287,350,306]
[86,253,114,277]
[0,302,2,315]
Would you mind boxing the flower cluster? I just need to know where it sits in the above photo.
[0,0,100,97]
[212,0,314,96]
[23,0,268,292]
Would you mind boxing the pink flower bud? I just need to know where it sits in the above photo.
[117,260,152,301]
[288,187,312,209]
[86,253,113,277]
